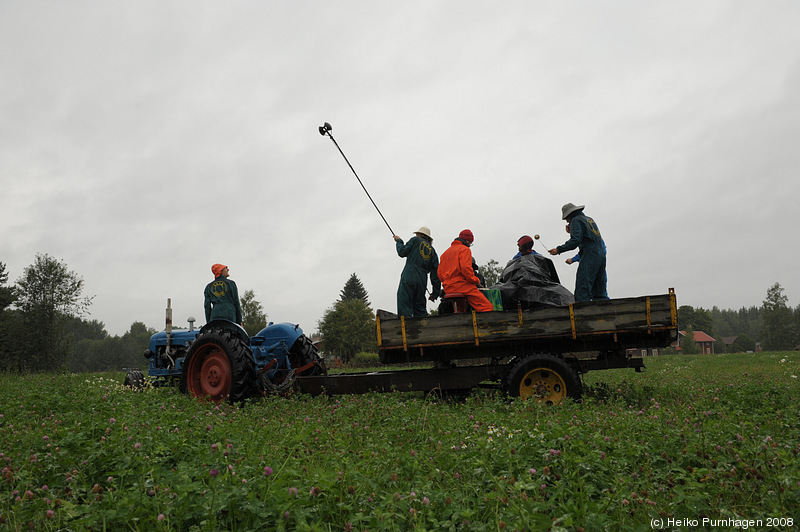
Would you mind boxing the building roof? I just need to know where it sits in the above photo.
[679,330,717,342]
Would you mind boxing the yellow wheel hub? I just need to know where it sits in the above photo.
[518,367,568,404]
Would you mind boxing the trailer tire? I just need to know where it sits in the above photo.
[289,334,327,376]
[182,327,257,403]
[503,353,581,404]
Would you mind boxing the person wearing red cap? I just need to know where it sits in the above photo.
[437,230,494,312]
[511,235,540,261]
[204,264,243,326]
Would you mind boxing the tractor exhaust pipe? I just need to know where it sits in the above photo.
[165,298,173,357]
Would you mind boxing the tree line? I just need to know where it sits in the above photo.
[2,255,799,374]
[676,282,799,353]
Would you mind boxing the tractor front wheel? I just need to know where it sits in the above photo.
[182,327,256,403]
[124,370,145,389]
[502,353,581,404]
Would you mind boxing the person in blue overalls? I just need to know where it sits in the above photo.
[565,238,608,299]
[548,203,608,302]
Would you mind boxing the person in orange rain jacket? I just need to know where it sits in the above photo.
[437,229,494,312]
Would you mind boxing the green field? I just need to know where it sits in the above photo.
[1,352,798,531]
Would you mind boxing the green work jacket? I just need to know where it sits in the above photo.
[204,276,242,324]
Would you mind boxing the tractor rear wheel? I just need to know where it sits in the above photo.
[289,335,327,376]
[502,353,581,404]
[182,327,256,403]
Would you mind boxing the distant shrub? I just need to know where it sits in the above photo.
[323,351,380,370]
[351,351,380,366]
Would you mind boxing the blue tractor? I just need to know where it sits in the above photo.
[124,302,326,402]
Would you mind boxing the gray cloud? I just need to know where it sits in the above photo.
[2,1,799,336]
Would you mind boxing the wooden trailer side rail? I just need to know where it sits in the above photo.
[376,289,677,353]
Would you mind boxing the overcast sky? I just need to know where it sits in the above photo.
[2,1,799,337]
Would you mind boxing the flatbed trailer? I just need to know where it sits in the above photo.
[296,289,677,403]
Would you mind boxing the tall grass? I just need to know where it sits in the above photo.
[1,352,798,530]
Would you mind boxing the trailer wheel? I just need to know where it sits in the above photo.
[503,354,581,404]
[289,334,327,376]
[124,370,144,389]
[182,327,256,403]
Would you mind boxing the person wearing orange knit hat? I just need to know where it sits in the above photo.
[204,264,243,326]
[437,230,494,312]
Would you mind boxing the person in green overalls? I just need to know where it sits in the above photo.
[204,263,243,326]
[393,226,442,317]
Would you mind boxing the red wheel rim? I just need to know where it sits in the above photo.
[186,344,231,402]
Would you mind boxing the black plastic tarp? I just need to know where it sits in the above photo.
[489,254,574,309]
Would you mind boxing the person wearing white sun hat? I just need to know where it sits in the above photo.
[393,226,441,317]
[548,203,608,302]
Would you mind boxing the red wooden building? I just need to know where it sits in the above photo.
[677,330,716,354]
